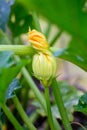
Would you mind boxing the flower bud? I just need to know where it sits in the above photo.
[32,51,56,86]
[28,29,49,50]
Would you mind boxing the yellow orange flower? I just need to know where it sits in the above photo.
[28,29,49,51]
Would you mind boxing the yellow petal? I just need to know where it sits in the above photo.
[28,29,49,50]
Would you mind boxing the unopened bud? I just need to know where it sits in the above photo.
[32,51,56,86]
[28,29,49,51]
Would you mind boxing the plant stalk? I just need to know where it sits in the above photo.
[0,45,35,56]
[45,87,55,130]
[24,12,62,130]
[52,78,72,130]
[1,104,23,130]
[15,56,61,130]
[14,56,46,112]
[12,96,36,130]
[22,67,62,130]
[22,67,47,111]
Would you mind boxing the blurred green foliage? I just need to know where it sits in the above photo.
[0,51,14,67]
[75,93,87,114]
[6,78,21,100]
[16,0,87,41]
[54,38,87,71]
[8,3,34,37]
[0,66,22,104]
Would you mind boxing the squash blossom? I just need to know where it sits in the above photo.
[28,29,49,51]
[32,51,57,86]
[28,29,57,86]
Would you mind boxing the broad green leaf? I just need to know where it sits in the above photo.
[6,78,21,100]
[16,0,87,72]
[0,51,14,68]
[53,38,87,71]
[0,0,14,31]
[8,2,34,37]
[0,30,11,45]
[0,65,22,104]
[59,81,81,111]
[16,0,87,41]
[75,93,87,114]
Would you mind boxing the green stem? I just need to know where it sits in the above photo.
[22,67,47,111]
[15,56,61,130]
[45,87,55,130]
[52,78,72,130]
[32,12,42,32]
[12,96,36,130]
[52,117,61,130]
[15,56,46,112]
[1,104,23,130]
[50,30,62,46]
[0,45,35,56]
[23,86,29,109]
[22,67,61,130]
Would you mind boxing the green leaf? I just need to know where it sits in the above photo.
[59,81,80,108]
[6,78,21,100]
[16,0,87,72]
[0,0,14,31]
[0,65,22,105]
[0,51,14,68]
[51,105,73,121]
[75,92,87,114]
[16,0,87,41]
[53,38,87,71]
[8,2,33,37]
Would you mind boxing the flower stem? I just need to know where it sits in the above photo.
[15,56,61,130]
[52,78,72,130]
[22,67,61,130]
[1,104,23,130]
[22,67,47,111]
[23,12,62,130]
[45,87,56,130]
[12,96,37,130]
[0,45,35,56]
